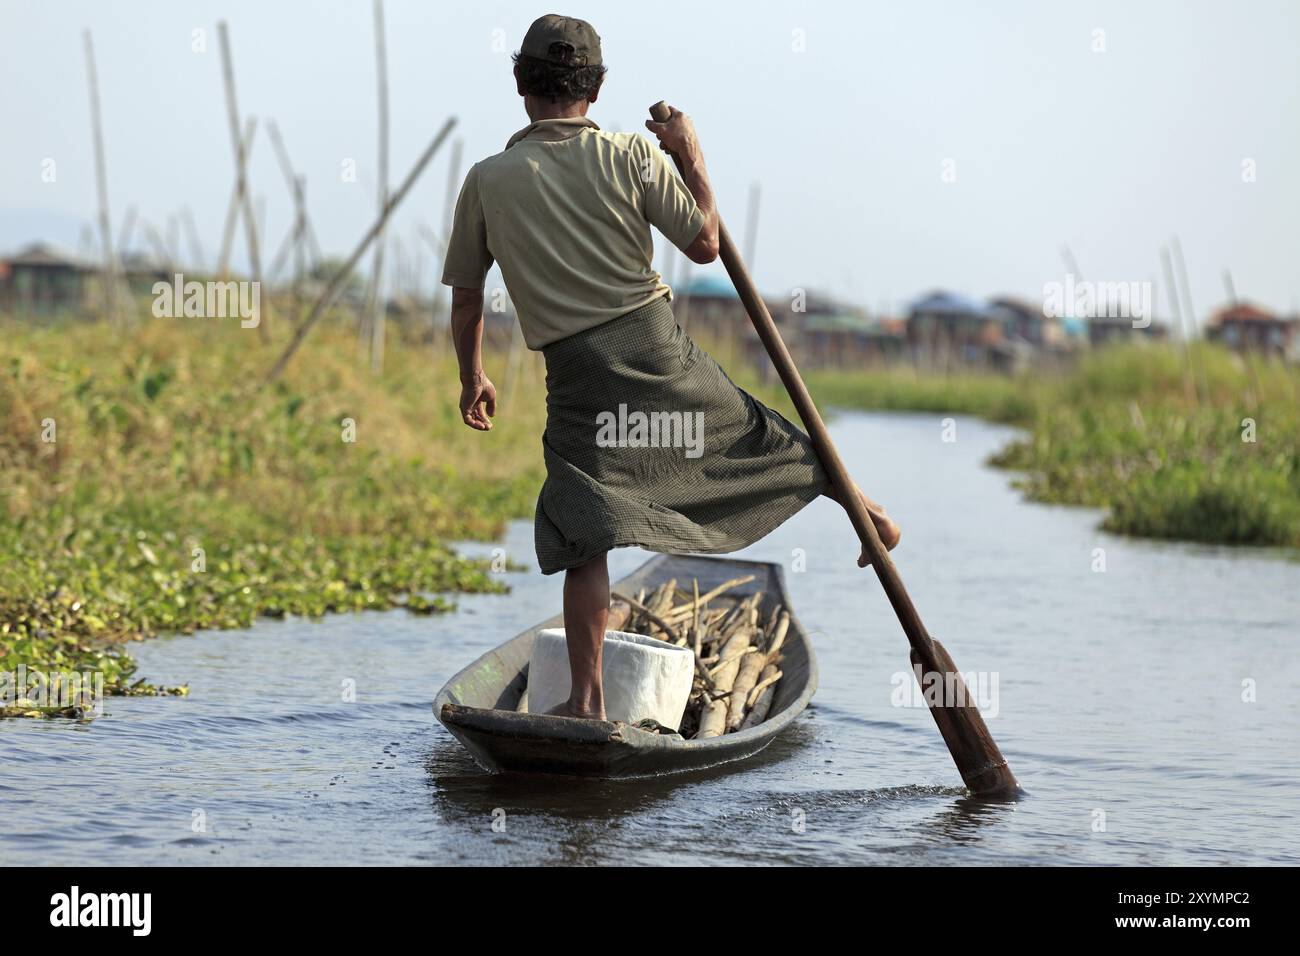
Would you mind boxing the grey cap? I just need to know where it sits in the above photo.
[520,14,602,67]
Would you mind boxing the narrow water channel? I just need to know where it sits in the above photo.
[3,412,1297,865]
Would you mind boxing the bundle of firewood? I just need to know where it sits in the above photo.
[608,575,785,739]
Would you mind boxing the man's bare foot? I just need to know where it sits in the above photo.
[545,699,606,720]
[824,481,902,565]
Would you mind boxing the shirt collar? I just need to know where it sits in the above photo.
[505,116,600,150]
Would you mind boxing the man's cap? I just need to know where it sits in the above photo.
[520,14,602,67]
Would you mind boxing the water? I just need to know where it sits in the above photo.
[3,412,1298,865]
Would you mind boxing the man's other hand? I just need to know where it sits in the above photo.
[460,375,497,430]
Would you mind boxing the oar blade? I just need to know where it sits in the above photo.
[910,640,1021,798]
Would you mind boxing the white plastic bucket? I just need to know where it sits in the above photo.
[525,628,695,730]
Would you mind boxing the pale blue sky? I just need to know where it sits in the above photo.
[2,0,1297,323]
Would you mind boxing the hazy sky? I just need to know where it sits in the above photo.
[3,0,1297,325]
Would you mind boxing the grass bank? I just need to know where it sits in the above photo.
[1,310,553,715]
[9,313,1292,718]
[809,344,1300,548]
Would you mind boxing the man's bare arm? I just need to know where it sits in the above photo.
[644,107,719,264]
[450,286,497,431]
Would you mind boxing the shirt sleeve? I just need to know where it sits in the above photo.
[637,136,706,253]
[440,163,494,288]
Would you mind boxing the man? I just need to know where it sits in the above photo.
[445,14,899,720]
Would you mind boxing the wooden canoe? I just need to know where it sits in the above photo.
[434,553,817,778]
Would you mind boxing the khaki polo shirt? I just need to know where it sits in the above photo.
[441,116,706,349]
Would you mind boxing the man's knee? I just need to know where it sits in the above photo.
[569,551,607,574]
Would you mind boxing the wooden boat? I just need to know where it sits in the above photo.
[434,554,817,778]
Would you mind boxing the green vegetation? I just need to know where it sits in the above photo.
[5,311,1295,719]
[810,344,1300,548]
[1,309,552,715]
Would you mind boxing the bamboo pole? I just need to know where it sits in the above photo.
[1171,236,1209,400]
[115,205,137,258]
[263,117,457,384]
[180,205,207,272]
[217,21,269,342]
[267,120,324,267]
[218,117,257,278]
[417,222,445,343]
[742,181,761,270]
[166,214,181,269]
[1059,244,1083,282]
[141,220,174,272]
[292,175,306,324]
[502,300,526,411]
[83,30,121,326]
[431,137,465,341]
[1160,245,1198,407]
[366,0,391,374]
[265,176,308,291]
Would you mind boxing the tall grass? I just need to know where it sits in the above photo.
[809,344,1300,548]
[9,311,1294,716]
[0,309,552,711]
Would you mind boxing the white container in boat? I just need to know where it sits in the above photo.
[525,628,695,730]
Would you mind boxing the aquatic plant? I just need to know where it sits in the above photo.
[810,343,1300,548]
[1,307,550,714]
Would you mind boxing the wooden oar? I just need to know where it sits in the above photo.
[648,101,1020,797]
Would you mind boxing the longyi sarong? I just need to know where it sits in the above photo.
[534,294,828,574]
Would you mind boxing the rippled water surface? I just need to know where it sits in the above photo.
[4,412,1298,865]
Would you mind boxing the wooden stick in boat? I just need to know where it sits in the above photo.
[606,600,632,632]
[610,590,681,643]
[691,579,702,658]
[727,652,766,730]
[698,698,727,738]
[661,574,757,622]
[717,630,752,663]
[766,611,790,660]
[747,668,782,708]
[650,579,676,616]
[709,643,749,692]
[740,665,781,729]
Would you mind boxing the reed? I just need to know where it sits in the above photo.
[809,344,1300,549]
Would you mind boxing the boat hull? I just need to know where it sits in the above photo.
[434,554,817,778]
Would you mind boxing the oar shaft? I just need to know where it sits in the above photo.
[648,101,1018,796]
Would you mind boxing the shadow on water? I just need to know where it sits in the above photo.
[424,715,822,822]
[422,711,1021,864]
